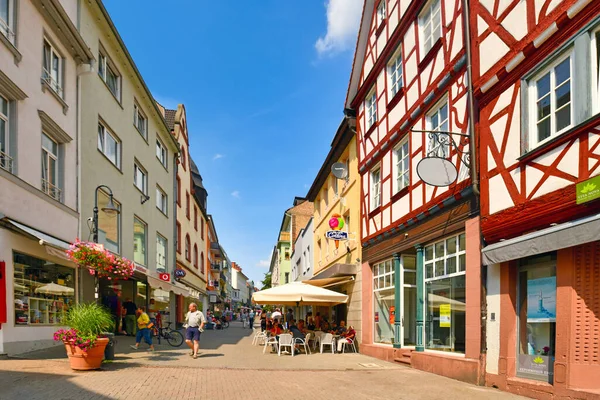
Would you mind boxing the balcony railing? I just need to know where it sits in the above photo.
[220,271,227,282]
[210,263,221,271]
[0,18,16,44]
[279,231,290,242]
[42,69,63,97]
[42,179,61,202]
[0,150,14,173]
[210,241,220,250]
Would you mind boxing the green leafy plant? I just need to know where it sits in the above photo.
[54,303,113,351]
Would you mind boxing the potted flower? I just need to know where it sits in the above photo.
[66,239,134,280]
[54,303,114,370]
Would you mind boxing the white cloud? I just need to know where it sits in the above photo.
[315,0,363,56]
[213,153,224,160]
[256,259,270,268]
[231,190,240,198]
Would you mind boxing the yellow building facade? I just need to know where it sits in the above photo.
[306,118,362,343]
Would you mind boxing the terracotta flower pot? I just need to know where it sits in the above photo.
[63,337,109,370]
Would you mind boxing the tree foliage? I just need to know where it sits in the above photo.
[261,272,272,290]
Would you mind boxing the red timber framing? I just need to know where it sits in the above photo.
[348,0,471,244]
[473,0,600,243]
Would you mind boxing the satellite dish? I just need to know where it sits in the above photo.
[331,162,349,180]
[416,157,458,187]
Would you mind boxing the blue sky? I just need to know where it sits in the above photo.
[103,0,363,285]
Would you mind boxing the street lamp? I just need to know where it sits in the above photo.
[93,185,120,243]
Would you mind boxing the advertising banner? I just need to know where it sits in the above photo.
[527,277,556,322]
[439,304,451,327]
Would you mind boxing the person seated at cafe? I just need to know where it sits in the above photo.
[336,325,357,353]
[297,319,308,334]
[330,321,338,333]
[269,320,283,337]
[306,312,316,330]
[336,320,347,335]
[288,320,305,340]
[321,321,330,332]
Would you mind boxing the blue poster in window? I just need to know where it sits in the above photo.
[527,277,556,322]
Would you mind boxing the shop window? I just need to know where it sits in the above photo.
[13,252,76,326]
[133,216,147,266]
[424,233,466,353]
[98,190,120,253]
[517,253,556,383]
[136,281,147,311]
[373,259,395,344]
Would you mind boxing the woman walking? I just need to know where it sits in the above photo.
[130,307,155,351]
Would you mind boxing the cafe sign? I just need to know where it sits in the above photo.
[576,175,600,204]
[326,231,348,241]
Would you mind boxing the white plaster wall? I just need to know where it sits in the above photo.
[291,219,313,282]
[486,263,501,374]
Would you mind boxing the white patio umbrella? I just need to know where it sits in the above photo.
[35,282,74,296]
[251,282,348,307]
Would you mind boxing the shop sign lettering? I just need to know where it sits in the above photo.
[326,231,348,241]
[174,269,186,278]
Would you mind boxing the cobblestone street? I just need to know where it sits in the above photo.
[0,322,526,400]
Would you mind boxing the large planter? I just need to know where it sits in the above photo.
[63,337,109,370]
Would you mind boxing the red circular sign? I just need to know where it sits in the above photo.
[159,273,170,282]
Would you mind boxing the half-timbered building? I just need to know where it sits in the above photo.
[475,0,600,396]
[347,0,483,384]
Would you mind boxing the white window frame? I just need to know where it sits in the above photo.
[371,166,381,210]
[593,28,600,115]
[133,103,148,140]
[42,39,63,98]
[426,98,450,158]
[0,0,15,44]
[133,216,147,266]
[134,161,148,195]
[156,138,167,168]
[366,88,377,130]
[424,232,466,281]
[41,133,60,201]
[388,47,404,98]
[97,122,121,168]
[0,94,10,172]
[156,185,168,215]
[527,51,574,149]
[98,48,121,100]
[376,0,387,26]
[419,0,442,56]
[393,137,410,193]
[156,234,168,272]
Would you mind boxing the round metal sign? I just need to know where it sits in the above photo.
[416,157,458,187]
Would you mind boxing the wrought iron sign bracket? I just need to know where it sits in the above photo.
[411,129,471,168]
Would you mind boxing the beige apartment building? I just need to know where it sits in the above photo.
[0,0,92,354]
[77,0,181,325]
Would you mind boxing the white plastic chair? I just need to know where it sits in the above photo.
[312,331,323,350]
[294,333,311,355]
[320,333,334,354]
[340,337,357,353]
[252,328,267,346]
[278,334,294,357]
[263,334,278,354]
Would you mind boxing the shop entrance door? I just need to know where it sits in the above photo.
[400,255,417,346]
[516,254,556,384]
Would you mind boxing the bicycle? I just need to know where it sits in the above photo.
[214,317,229,330]
[152,322,184,347]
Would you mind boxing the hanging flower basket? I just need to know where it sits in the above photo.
[66,239,134,280]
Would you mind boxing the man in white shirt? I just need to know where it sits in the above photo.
[271,308,282,322]
[184,303,206,359]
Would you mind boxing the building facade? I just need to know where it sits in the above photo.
[347,0,482,383]
[291,218,314,283]
[78,0,180,325]
[474,0,600,397]
[231,262,249,309]
[306,118,363,341]
[206,215,222,309]
[0,0,92,354]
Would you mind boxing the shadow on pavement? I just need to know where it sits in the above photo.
[198,353,224,358]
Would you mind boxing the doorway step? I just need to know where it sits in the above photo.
[394,349,413,365]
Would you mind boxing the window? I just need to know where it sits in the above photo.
[97,122,121,168]
[200,217,205,240]
[156,234,167,272]
[344,213,350,233]
[529,54,572,147]
[98,49,121,100]
[200,252,205,274]
[133,217,147,266]
[322,188,328,209]
[133,104,147,140]
[156,139,167,168]
[388,48,404,97]
[194,206,198,230]
[176,176,181,205]
[376,1,386,25]
[42,40,63,97]
[186,192,190,219]
[13,252,75,326]
[426,100,449,158]
[0,0,15,43]
[0,95,10,172]
[371,167,381,209]
[176,222,181,253]
[317,239,322,262]
[193,244,198,268]
[134,162,147,195]
[366,89,377,130]
[419,0,442,55]
[394,137,410,192]
[41,133,60,201]
[185,234,191,261]
[97,190,120,253]
[156,186,167,215]
[594,30,600,113]
[180,148,187,170]
[373,259,394,344]
[424,233,466,353]
[285,272,290,284]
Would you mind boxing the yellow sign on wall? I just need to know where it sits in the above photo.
[440,304,451,328]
